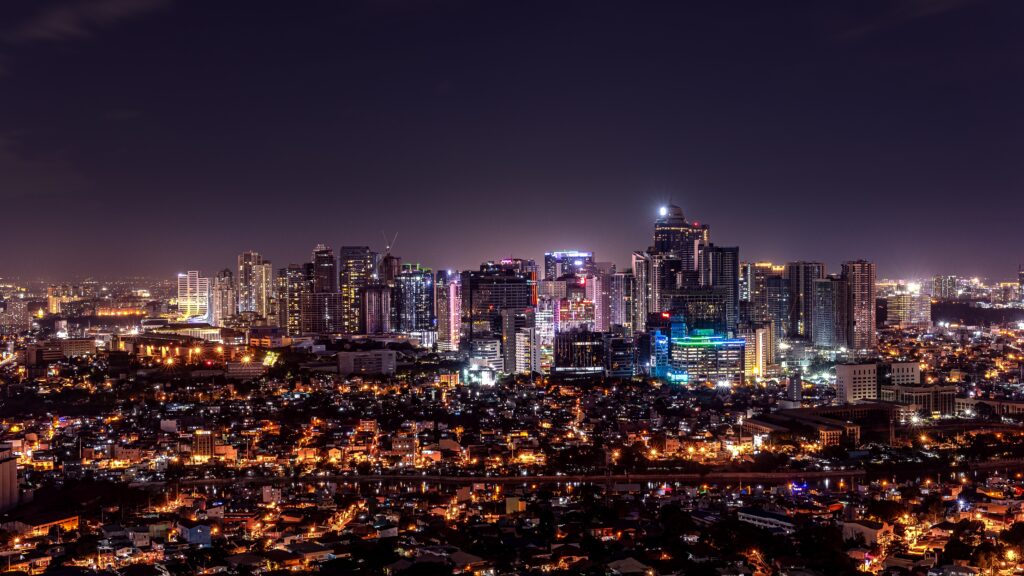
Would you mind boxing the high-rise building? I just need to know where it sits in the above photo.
[460,261,535,342]
[501,308,538,375]
[177,271,210,322]
[278,264,312,335]
[339,246,377,334]
[435,270,461,352]
[535,297,557,373]
[395,264,434,332]
[785,261,825,339]
[210,269,237,327]
[311,244,338,293]
[886,282,931,328]
[669,326,745,386]
[842,260,877,352]
[543,250,595,280]
[669,287,729,335]
[932,275,961,301]
[699,245,740,333]
[378,252,402,286]
[630,252,650,331]
[1018,267,1024,304]
[652,204,709,270]
[300,292,345,334]
[0,298,31,335]
[238,251,274,319]
[739,322,773,380]
[553,329,605,379]
[603,334,635,378]
[584,273,612,332]
[811,275,848,349]
[360,284,392,335]
[609,271,634,332]
[835,362,879,403]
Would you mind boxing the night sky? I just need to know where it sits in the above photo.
[1,0,1021,280]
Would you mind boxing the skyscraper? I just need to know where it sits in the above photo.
[279,264,312,336]
[811,275,848,349]
[210,269,237,327]
[543,250,595,280]
[699,245,740,334]
[609,271,634,332]
[785,261,826,339]
[630,251,650,331]
[460,261,535,342]
[176,271,210,322]
[842,260,877,352]
[339,246,377,334]
[435,270,461,352]
[237,251,274,320]
[311,244,338,293]
[886,282,931,328]
[360,284,392,335]
[395,264,434,333]
[652,204,709,270]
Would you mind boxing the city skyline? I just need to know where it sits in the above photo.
[2,1,1022,279]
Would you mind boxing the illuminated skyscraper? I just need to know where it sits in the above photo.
[886,282,931,328]
[278,263,312,336]
[543,250,595,280]
[785,261,826,339]
[460,261,534,342]
[842,260,877,351]
[238,251,274,319]
[811,274,848,349]
[312,244,338,293]
[210,269,237,327]
[630,251,650,331]
[501,308,538,374]
[699,245,739,333]
[395,263,434,332]
[339,246,377,334]
[176,271,210,322]
[652,204,709,270]
[609,271,634,332]
[360,284,392,335]
[435,270,461,352]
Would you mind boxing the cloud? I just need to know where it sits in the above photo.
[4,0,170,44]
[837,0,976,39]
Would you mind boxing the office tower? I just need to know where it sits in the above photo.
[555,298,596,333]
[278,264,311,335]
[339,246,377,334]
[812,275,848,349]
[630,252,650,331]
[602,334,635,378]
[553,329,605,379]
[699,245,740,334]
[842,260,877,351]
[785,261,825,338]
[739,322,773,379]
[210,269,237,327]
[435,270,461,352]
[835,362,878,403]
[584,273,612,332]
[669,327,745,385]
[787,373,803,402]
[0,443,17,512]
[176,271,210,322]
[669,287,728,334]
[501,308,538,374]
[360,284,392,335]
[238,251,274,319]
[395,264,434,333]
[460,261,534,342]
[543,250,595,280]
[886,282,931,328]
[652,204,709,270]
[609,271,634,332]
[535,297,557,373]
[311,244,338,293]
[300,292,345,334]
